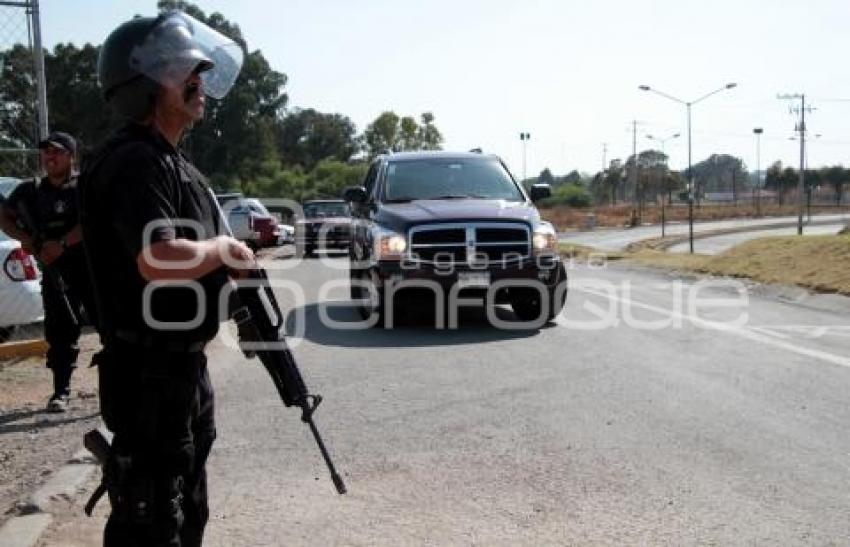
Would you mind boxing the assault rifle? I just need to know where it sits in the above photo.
[14,200,81,326]
[230,268,347,494]
[212,191,346,494]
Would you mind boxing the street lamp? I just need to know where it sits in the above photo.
[519,132,530,183]
[639,82,737,253]
[753,128,763,215]
[646,132,681,237]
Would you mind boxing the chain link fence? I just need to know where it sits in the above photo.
[0,2,40,180]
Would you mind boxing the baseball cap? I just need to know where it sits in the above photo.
[38,131,77,155]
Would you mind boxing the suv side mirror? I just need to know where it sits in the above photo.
[529,184,552,202]
[343,186,368,204]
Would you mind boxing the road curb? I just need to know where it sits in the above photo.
[626,217,846,253]
[23,452,97,514]
[0,514,52,547]
[0,339,48,360]
[0,447,99,547]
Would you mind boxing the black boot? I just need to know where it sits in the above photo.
[47,368,73,413]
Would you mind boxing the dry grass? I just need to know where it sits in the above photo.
[562,234,850,295]
[558,243,626,262]
[696,234,850,295]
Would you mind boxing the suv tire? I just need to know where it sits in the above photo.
[510,264,567,322]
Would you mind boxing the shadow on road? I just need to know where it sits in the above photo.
[285,301,548,349]
[0,408,100,435]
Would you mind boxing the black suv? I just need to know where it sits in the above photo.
[295,199,352,257]
[344,151,567,325]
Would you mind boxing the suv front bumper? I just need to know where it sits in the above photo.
[367,254,565,296]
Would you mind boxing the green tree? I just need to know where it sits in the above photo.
[362,111,444,157]
[538,168,555,185]
[46,43,119,151]
[417,112,443,150]
[0,44,38,151]
[399,116,420,150]
[277,108,358,170]
[560,170,582,185]
[821,165,847,205]
[363,111,401,157]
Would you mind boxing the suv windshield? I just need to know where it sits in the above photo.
[304,202,350,218]
[384,157,523,202]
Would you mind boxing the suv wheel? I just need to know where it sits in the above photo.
[510,265,567,323]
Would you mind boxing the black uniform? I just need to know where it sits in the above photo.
[4,176,94,397]
[80,123,228,547]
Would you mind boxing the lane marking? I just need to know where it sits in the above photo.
[572,286,850,370]
[749,325,850,340]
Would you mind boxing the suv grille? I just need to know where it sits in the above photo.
[408,223,530,265]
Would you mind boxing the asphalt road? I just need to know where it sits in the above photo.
[559,213,850,252]
[666,223,847,255]
[38,254,850,545]
[212,256,850,545]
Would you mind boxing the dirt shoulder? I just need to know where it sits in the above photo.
[561,233,850,296]
[0,332,101,526]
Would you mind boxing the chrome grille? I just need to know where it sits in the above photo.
[408,222,530,265]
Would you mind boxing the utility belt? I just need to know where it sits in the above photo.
[111,329,209,354]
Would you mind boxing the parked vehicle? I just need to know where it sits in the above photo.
[217,195,281,250]
[277,223,295,245]
[0,178,43,341]
[295,199,352,257]
[344,151,567,326]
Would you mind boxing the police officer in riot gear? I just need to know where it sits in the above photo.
[0,131,94,413]
[80,11,252,546]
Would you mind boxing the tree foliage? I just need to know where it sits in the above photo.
[363,111,444,158]
[0,1,444,201]
[277,108,358,171]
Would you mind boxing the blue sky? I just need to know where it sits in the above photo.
[38,0,850,178]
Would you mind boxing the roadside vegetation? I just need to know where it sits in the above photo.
[561,233,850,296]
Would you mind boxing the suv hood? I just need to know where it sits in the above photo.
[377,199,539,232]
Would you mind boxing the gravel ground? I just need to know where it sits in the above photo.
[0,332,101,526]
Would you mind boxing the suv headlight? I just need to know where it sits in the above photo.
[532,223,558,254]
[373,228,407,260]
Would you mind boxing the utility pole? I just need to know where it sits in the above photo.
[602,142,607,173]
[631,120,639,226]
[753,128,763,215]
[29,0,49,139]
[519,132,530,183]
[779,93,814,235]
[797,95,806,235]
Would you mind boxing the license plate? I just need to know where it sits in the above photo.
[457,271,490,288]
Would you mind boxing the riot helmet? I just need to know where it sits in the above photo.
[98,10,244,120]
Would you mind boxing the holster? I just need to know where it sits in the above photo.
[86,449,183,526]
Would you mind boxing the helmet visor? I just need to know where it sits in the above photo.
[129,11,244,99]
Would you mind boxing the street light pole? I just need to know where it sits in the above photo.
[753,128,763,216]
[639,82,737,254]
